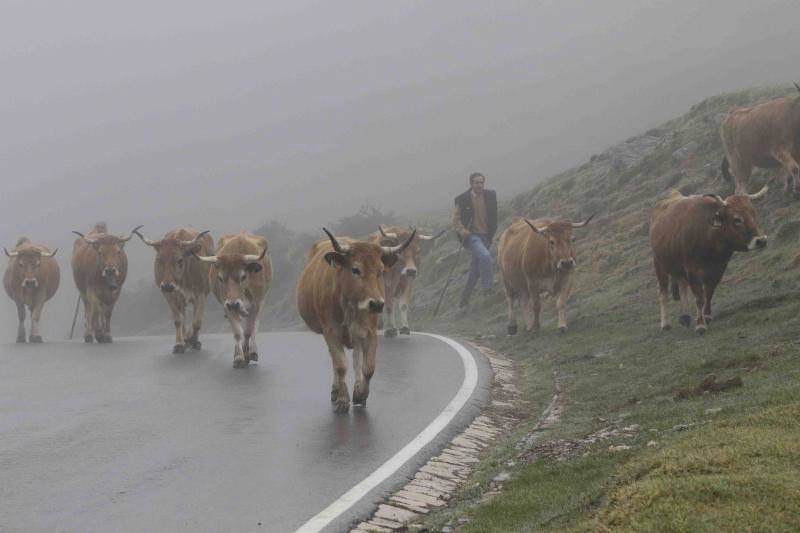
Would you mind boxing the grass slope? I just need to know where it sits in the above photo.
[406,85,800,531]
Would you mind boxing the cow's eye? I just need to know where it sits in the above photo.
[351,267,361,276]
[733,215,744,226]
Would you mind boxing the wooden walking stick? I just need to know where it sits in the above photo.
[69,295,81,340]
[433,243,464,318]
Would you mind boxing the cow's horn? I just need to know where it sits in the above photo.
[378,225,398,239]
[419,228,447,241]
[119,225,143,242]
[382,229,417,255]
[794,82,800,93]
[242,247,268,263]
[572,211,599,229]
[747,185,768,201]
[72,231,98,244]
[181,230,210,247]
[43,248,58,257]
[134,227,161,247]
[323,228,349,254]
[191,251,218,264]
[524,219,547,234]
[4,247,18,257]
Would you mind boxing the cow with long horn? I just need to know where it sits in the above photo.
[368,225,445,336]
[193,231,272,368]
[135,227,214,353]
[3,238,60,343]
[651,187,768,334]
[499,212,597,334]
[71,222,140,343]
[297,227,416,412]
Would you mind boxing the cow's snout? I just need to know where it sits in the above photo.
[557,259,575,271]
[160,282,175,293]
[225,300,241,312]
[368,299,385,313]
[749,235,768,250]
[22,278,38,289]
[403,267,417,278]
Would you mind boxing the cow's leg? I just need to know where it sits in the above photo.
[29,296,45,343]
[187,294,207,350]
[383,285,397,338]
[687,273,707,334]
[730,158,752,195]
[228,315,247,368]
[556,281,573,332]
[15,301,26,343]
[529,293,541,332]
[353,329,377,406]
[167,295,187,353]
[82,293,94,343]
[243,309,259,362]
[398,283,412,335]
[505,284,518,335]
[774,148,800,195]
[101,302,114,343]
[324,330,350,413]
[702,269,724,324]
[655,262,671,330]
[678,279,692,328]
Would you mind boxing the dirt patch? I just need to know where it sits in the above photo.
[673,374,744,400]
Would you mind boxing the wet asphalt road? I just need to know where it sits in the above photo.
[0,331,487,533]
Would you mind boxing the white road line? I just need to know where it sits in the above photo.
[295,332,479,533]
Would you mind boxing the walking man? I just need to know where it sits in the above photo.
[452,172,498,307]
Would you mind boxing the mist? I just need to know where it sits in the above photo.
[3,0,800,339]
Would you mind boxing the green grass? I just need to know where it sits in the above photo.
[408,84,800,531]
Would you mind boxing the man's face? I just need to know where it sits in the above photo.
[471,176,485,194]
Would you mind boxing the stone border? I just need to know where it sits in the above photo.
[349,343,525,533]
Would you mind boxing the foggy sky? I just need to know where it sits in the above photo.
[3,0,800,338]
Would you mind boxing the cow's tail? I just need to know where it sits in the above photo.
[720,157,733,184]
[670,277,680,301]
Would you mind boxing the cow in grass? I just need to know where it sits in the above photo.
[650,187,768,334]
[499,213,596,334]
[72,223,139,343]
[368,225,444,337]
[136,228,214,353]
[3,238,60,343]
[297,228,415,412]
[720,84,800,195]
[194,232,271,368]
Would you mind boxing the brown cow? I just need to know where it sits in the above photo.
[499,213,596,335]
[297,228,415,413]
[194,231,272,368]
[368,225,444,337]
[3,238,60,343]
[650,187,768,334]
[720,85,800,195]
[135,227,214,353]
[71,223,140,343]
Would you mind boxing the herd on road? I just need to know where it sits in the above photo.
[4,88,800,412]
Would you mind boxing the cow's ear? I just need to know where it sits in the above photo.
[246,262,263,273]
[324,252,346,268]
[381,253,399,268]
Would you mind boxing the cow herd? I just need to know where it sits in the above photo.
[4,89,799,412]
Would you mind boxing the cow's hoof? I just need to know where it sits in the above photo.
[695,325,707,335]
[84,335,94,343]
[331,386,339,403]
[249,351,258,362]
[558,326,568,334]
[190,340,202,350]
[29,335,43,343]
[507,324,518,335]
[233,356,247,368]
[704,315,713,324]
[333,399,351,413]
[399,326,411,335]
[679,315,692,328]
[16,335,26,344]
[661,324,672,331]
[384,328,397,338]
[173,344,186,354]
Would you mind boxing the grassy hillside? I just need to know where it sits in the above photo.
[404,85,800,531]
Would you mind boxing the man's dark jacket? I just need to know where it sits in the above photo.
[454,189,497,247]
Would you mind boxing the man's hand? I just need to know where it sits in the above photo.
[458,229,471,239]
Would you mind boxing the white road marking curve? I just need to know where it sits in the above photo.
[295,332,479,533]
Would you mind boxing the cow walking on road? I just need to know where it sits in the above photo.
[194,232,271,368]
[499,213,596,334]
[650,187,768,334]
[720,85,800,195]
[297,228,415,413]
[136,228,214,353]
[3,238,60,343]
[71,223,139,343]
[368,225,444,337]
